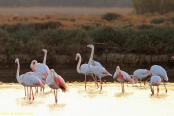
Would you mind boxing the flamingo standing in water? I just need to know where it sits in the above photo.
[15,58,45,101]
[88,58,112,91]
[150,65,168,93]
[87,44,103,67]
[46,69,68,104]
[113,66,134,93]
[30,49,50,92]
[76,53,98,90]
[131,69,150,86]
[149,75,161,96]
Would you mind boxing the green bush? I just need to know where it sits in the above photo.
[101,13,121,21]
[151,18,165,24]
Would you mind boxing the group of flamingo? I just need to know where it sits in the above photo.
[76,44,169,96]
[15,44,170,104]
[15,49,68,104]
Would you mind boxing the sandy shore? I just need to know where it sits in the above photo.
[0,82,173,116]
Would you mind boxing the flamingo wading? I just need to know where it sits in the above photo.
[15,58,45,102]
[76,53,98,90]
[46,69,68,104]
[113,66,134,93]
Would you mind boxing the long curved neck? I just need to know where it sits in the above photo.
[43,52,47,64]
[76,55,82,73]
[16,61,20,80]
[89,46,94,62]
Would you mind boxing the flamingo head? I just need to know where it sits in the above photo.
[15,58,19,63]
[75,53,80,60]
[42,49,47,53]
[113,66,121,79]
[87,44,94,49]
[30,60,37,71]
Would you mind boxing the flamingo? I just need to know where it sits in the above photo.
[149,75,161,96]
[113,66,134,93]
[30,49,50,92]
[88,58,112,91]
[131,69,150,86]
[46,69,68,104]
[87,44,103,67]
[87,44,105,84]
[15,58,45,101]
[75,53,98,90]
[150,65,168,93]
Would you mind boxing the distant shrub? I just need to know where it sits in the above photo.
[101,13,121,21]
[136,24,154,30]
[151,18,164,24]
[171,17,174,24]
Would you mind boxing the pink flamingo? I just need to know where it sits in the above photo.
[76,53,98,90]
[131,69,150,86]
[88,58,112,91]
[87,44,103,67]
[149,75,161,96]
[113,66,134,93]
[150,65,168,93]
[46,69,68,104]
[30,49,50,92]
[15,58,45,101]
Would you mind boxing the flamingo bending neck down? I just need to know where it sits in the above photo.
[46,69,68,104]
[88,58,112,91]
[113,66,134,93]
[131,69,150,87]
[149,75,161,96]
[15,58,45,102]
[150,65,168,93]
[76,53,99,90]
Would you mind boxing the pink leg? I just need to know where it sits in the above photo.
[54,89,57,104]
[99,78,102,91]
[31,87,34,100]
[84,75,87,90]
[91,74,99,88]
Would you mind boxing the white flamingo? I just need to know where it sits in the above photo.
[87,44,103,67]
[149,75,161,96]
[30,49,50,92]
[76,53,98,90]
[150,65,168,93]
[131,69,150,86]
[113,66,134,93]
[46,69,68,104]
[15,58,45,102]
[88,58,112,91]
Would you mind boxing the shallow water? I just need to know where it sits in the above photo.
[0,82,173,116]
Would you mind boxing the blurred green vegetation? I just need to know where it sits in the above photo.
[0,20,174,57]
[133,0,174,14]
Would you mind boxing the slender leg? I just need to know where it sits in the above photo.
[91,74,99,88]
[157,86,159,94]
[31,87,34,101]
[54,89,58,104]
[150,85,154,96]
[29,87,31,101]
[99,78,102,91]
[123,83,125,93]
[24,86,26,97]
[35,87,38,94]
[163,82,167,93]
[84,75,87,90]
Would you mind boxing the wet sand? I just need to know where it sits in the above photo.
[0,82,173,116]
